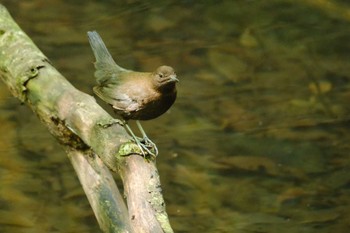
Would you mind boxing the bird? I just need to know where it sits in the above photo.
[87,31,178,157]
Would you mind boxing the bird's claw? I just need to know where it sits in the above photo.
[134,137,158,158]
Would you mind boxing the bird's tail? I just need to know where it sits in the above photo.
[87,31,126,84]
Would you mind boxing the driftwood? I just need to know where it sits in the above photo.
[0,4,173,233]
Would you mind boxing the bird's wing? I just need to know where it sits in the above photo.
[87,31,129,84]
[93,86,141,113]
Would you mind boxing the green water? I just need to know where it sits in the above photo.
[1,0,350,232]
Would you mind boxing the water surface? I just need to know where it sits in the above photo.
[1,1,350,232]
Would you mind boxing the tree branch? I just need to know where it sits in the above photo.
[69,149,131,233]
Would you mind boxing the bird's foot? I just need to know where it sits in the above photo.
[123,121,158,159]
[140,137,158,157]
[117,140,156,159]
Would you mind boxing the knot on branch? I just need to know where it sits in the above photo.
[19,64,46,99]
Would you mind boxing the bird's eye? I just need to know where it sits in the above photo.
[158,73,164,78]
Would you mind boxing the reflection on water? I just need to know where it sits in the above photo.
[1,0,350,232]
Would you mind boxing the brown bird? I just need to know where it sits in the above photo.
[87,31,178,157]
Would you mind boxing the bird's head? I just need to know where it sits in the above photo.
[152,65,178,90]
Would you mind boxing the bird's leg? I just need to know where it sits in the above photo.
[136,120,158,156]
[123,120,157,157]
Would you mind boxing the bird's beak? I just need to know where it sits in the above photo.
[170,74,179,82]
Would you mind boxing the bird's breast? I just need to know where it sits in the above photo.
[123,89,176,121]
